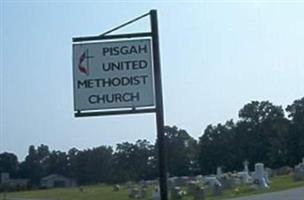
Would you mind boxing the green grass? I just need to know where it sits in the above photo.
[5,185,142,200]
[4,175,304,200]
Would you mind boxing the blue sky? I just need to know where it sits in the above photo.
[1,1,304,160]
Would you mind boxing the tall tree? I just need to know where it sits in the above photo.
[67,146,113,184]
[18,145,50,184]
[0,152,18,178]
[286,97,304,165]
[112,140,155,183]
[46,150,68,176]
[198,120,236,174]
[164,126,199,176]
[238,101,288,168]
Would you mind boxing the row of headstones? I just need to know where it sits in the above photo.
[112,181,151,199]
[125,162,272,199]
[215,162,271,190]
[116,159,304,199]
[168,162,270,193]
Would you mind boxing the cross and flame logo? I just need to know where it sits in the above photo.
[78,49,94,75]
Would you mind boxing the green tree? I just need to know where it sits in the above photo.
[286,97,304,165]
[67,146,113,184]
[0,152,18,178]
[86,146,113,183]
[18,145,50,184]
[237,101,288,168]
[112,140,155,183]
[164,126,199,176]
[198,120,236,174]
[46,150,68,176]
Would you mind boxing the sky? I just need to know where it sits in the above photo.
[1,1,304,160]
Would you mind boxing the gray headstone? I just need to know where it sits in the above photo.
[294,161,304,181]
[219,175,234,189]
[243,160,249,173]
[128,187,141,199]
[216,167,222,177]
[238,171,251,184]
[255,163,264,179]
[205,176,222,187]
[112,184,120,192]
[253,163,270,189]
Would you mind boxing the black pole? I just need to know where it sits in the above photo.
[150,10,168,200]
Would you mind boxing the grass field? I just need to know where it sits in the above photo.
[4,175,304,200]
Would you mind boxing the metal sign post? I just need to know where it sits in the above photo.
[72,10,168,200]
[150,10,168,200]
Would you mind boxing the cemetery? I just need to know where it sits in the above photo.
[2,2,304,200]
[3,160,304,200]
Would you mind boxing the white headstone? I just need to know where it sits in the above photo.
[238,171,250,184]
[243,160,249,173]
[255,163,264,179]
[253,163,269,188]
[205,176,222,187]
[216,167,222,177]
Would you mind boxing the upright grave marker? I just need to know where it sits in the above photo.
[72,10,168,200]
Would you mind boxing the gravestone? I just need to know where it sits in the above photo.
[204,176,221,187]
[139,180,148,189]
[112,184,120,192]
[195,175,204,183]
[275,166,293,176]
[294,159,304,181]
[252,163,270,189]
[219,174,235,189]
[238,171,251,184]
[128,187,141,199]
[243,160,249,173]
[171,186,184,200]
[216,167,222,177]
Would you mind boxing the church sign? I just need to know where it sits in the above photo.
[73,39,154,111]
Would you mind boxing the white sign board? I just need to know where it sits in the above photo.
[73,39,155,111]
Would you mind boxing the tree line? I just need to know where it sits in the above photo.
[0,97,303,186]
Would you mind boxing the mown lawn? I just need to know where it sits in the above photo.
[4,174,304,200]
[5,185,136,200]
